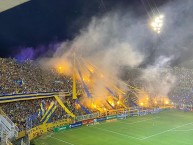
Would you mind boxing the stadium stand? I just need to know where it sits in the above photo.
[0,58,74,95]
[1,58,193,144]
[124,67,193,107]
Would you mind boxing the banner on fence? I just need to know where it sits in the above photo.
[28,124,47,140]
[106,115,117,120]
[96,117,106,122]
[46,119,70,131]
[54,125,69,132]
[82,119,94,125]
[69,122,82,128]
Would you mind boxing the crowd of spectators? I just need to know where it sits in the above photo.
[168,67,193,105]
[0,58,74,95]
[1,97,70,131]
[123,67,193,106]
[0,58,82,131]
[3,57,193,131]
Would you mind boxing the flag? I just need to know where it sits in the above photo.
[14,79,23,86]
[77,67,92,98]
[40,101,57,123]
[39,100,46,117]
[106,87,117,97]
[76,99,91,114]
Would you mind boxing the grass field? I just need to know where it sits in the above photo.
[33,110,193,145]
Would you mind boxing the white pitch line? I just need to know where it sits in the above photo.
[92,126,140,140]
[172,129,193,132]
[141,122,193,140]
[119,117,159,125]
[50,136,75,145]
[127,117,160,124]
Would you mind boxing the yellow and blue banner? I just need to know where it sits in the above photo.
[77,67,92,98]
[54,96,75,118]
[75,99,91,114]
[39,100,46,117]
[40,101,57,123]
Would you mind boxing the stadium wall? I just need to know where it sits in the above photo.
[17,118,71,140]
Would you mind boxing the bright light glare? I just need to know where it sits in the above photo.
[150,14,164,34]
[159,15,164,19]
[151,22,156,27]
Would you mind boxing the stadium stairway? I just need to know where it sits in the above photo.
[0,108,18,144]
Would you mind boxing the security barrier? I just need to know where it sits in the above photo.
[27,108,162,140]
[52,108,162,134]
[76,112,99,121]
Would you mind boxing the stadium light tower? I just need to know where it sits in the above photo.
[151,15,164,34]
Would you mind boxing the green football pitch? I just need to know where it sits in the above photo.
[33,110,193,145]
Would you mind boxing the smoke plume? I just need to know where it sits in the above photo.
[43,0,193,98]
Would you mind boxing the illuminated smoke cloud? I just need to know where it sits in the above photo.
[43,0,193,98]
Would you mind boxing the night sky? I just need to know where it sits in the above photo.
[0,0,169,59]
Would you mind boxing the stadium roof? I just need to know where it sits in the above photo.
[0,0,30,13]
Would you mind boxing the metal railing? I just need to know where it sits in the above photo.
[76,112,99,121]
[0,107,19,136]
